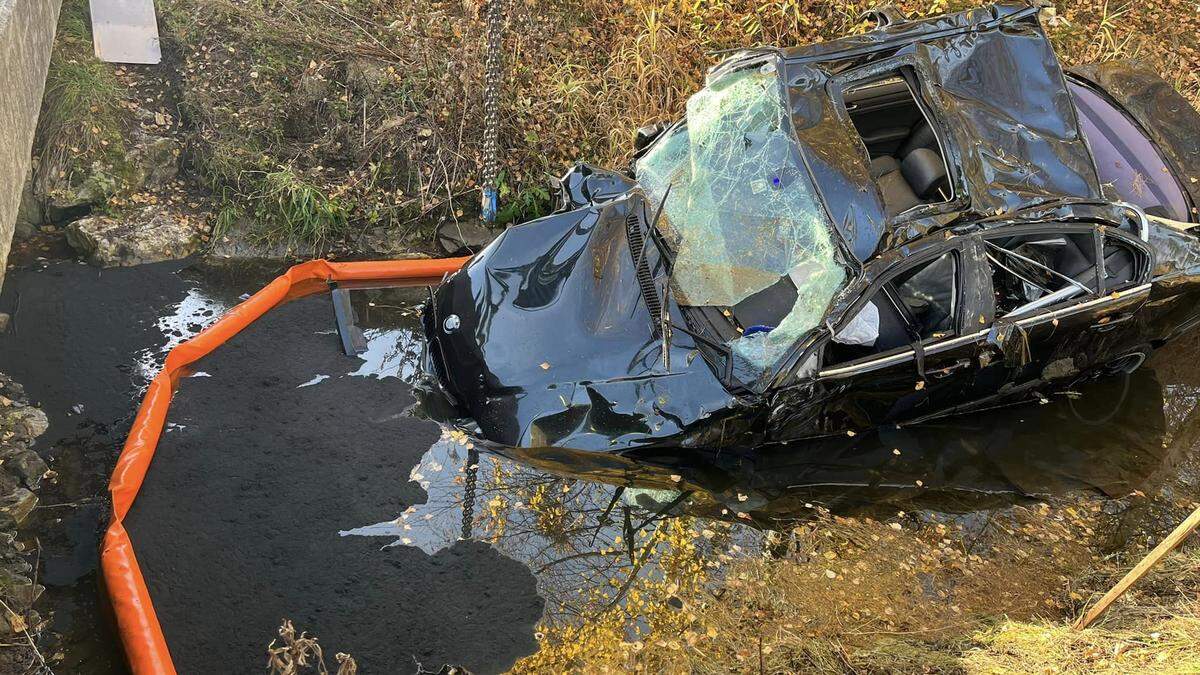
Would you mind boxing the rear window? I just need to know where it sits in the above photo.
[1069,80,1191,221]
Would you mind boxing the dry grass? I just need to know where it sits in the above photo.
[511,499,1112,672]
[34,0,134,206]
[497,482,1200,674]
[46,0,1200,248]
[964,548,1200,674]
[266,619,358,675]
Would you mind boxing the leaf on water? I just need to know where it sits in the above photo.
[7,612,26,633]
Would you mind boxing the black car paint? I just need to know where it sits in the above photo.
[422,0,1200,455]
[424,184,753,452]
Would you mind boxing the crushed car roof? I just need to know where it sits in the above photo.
[703,0,1103,262]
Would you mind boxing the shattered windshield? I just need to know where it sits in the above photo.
[636,61,846,377]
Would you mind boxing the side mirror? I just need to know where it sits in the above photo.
[633,122,669,157]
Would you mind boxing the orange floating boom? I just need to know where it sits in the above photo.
[102,257,467,674]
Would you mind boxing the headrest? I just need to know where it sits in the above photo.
[899,124,938,158]
[869,155,901,179]
[901,148,948,199]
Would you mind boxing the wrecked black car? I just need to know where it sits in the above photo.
[423,1,1200,454]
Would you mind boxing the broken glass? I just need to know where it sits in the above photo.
[637,62,846,375]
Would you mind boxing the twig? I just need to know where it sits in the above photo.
[1074,504,1200,629]
[0,597,45,671]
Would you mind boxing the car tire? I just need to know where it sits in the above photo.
[1105,345,1152,375]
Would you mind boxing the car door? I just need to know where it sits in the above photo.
[767,242,985,440]
[971,222,1153,400]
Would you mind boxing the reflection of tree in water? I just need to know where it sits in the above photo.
[436,436,763,667]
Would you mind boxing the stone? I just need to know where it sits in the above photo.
[13,166,41,241]
[66,205,198,267]
[434,219,499,256]
[41,160,118,224]
[0,489,36,529]
[207,217,296,260]
[37,129,178,225]
[126,129,181,187]
[4,450,46,490]
[0,474,18,499]
[1,407,47,440]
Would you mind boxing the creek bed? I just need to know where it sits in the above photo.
[1,259,1199,672]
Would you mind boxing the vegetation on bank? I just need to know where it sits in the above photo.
[37,0,1200,250]
[35,0,134,215]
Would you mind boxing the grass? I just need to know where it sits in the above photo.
[253,169,349,248]
[507,495,1200,674]
[146,0,1200,253]
[35,0,131,204]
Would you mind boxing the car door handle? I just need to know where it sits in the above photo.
[1090,314,1135,333]
[928,358,972,379]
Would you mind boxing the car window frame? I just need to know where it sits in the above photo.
[814,219,1154,381]
[817,245,964,372]
[981,223,1104,320]
[831,57,964,224]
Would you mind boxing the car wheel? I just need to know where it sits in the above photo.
[1105,346,1151,375]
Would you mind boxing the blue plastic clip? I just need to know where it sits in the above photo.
[481,186,499,224]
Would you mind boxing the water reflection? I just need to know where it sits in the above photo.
[337,285,1182,538]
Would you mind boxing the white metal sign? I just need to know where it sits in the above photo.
[89,0,162,65]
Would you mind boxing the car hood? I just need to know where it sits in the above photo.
[424,176,737,451]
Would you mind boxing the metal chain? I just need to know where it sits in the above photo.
[460,448,479,540]
[480,0,507,223]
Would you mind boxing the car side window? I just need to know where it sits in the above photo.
[891,251,956,340]
[984,230,1099,318]
[825,291,911,365]
[824,251,958,366]
[1101,234,1139,291]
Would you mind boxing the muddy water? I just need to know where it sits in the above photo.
[2,261,1200,672]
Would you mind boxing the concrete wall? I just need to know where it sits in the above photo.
[0,0,61,291]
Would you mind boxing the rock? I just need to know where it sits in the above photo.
[126,129,181,187]
[0,474,18,499]
[42,160,118,224]
[0,489,37,530]
[13,168,41,241]
[36,130,179,224]
[207,217,297,261]
[0,568,43,608]
[1,407,47,440]
[434,219,499,256]
[66,206,198,267]
[4,451,46,491]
